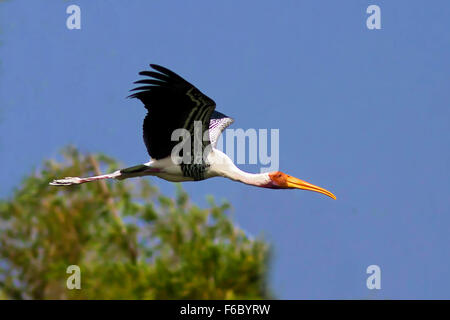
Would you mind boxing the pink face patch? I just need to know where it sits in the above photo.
[260,181,283,189]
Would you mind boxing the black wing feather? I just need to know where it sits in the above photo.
[129,64,216,160]
[133,79,168,85]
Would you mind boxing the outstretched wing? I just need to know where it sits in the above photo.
[209,111,234,148]
[129,64,216,160]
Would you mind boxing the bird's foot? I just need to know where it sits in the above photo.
[49,177,83,186]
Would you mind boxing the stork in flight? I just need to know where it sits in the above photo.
[50,64,336,200]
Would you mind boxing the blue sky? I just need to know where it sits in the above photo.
[1,0,449,299]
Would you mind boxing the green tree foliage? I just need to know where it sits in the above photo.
[0,147,271,299]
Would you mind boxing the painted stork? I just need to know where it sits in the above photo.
[50,64,336,200]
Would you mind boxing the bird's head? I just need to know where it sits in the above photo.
[267,171,336,200]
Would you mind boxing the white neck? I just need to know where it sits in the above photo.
[208,150,271,187]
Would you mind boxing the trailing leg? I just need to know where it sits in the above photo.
[49,170,122,186]
[49,163,160,186]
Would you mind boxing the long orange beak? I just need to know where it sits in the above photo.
[286,176,336,200]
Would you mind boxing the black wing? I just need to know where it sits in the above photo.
[129,64,216,160]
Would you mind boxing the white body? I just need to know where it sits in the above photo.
[145,149,271,186]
